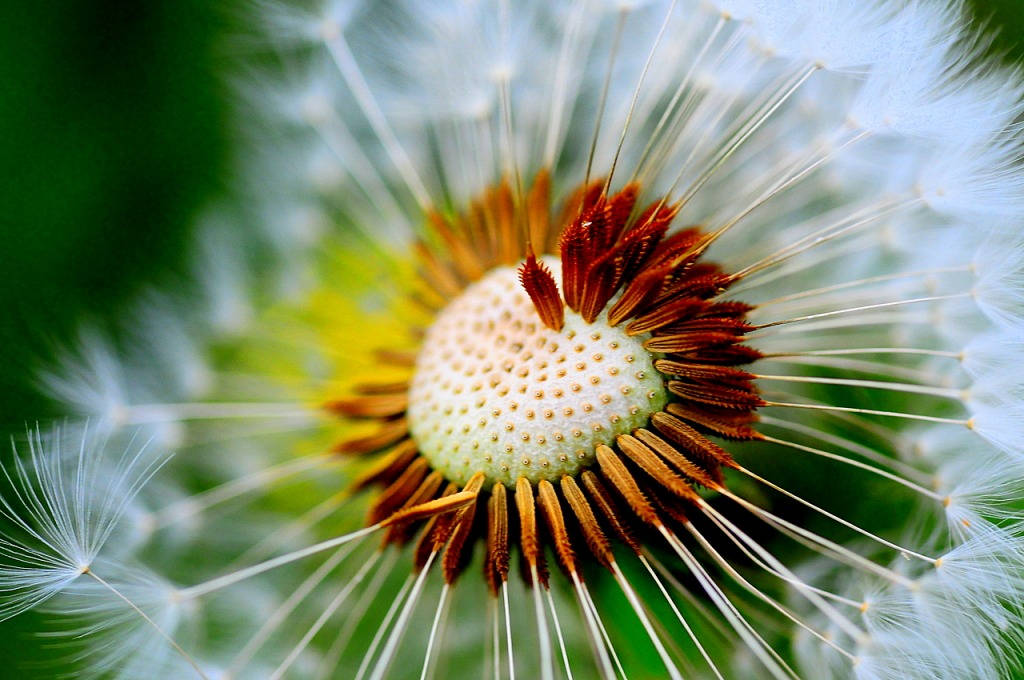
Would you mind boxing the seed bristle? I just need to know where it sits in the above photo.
[518,252,565,331]
[369,456,429,524]
[667,380,765,411]
[527,168,552,252]
[324,393,409,418]
[579,251,620,322]
[626,297,706,335]
[580,470,642,554]
[354,380,410,395]
[350,439,420,490]
[651,411,737,476]
[486,482,510,593]
[416,241,465,297]
[558,216,590,312]
[616,434,703,503]
[333,418,409,455]
[643,331,741,353]
[631,428,722,491]
[664,402,763,441]
[561,475,616,570]
[384,470,445,546]
[383,488,477,529]
[515,477,541,570]
[536,480,578,576]
[428,211,487,282]
[414,483,459,572]
[374,349,419,367]
[441,472,486,584]
[596,444,662,528]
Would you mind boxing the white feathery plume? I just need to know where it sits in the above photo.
[971,238,1024,330]
[41,560,199,680]
[0,425,166,621]
[38,327,128,426]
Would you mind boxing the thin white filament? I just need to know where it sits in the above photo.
[151,453,333,530]
[531,565,556,680]
[225,489,351,570]
[545,587,574,680]
[690,512,864,609]
[757,354,946,388]
[686,517,862,656]
[496,0,525,212]
[572,573,623,680]
[307,108,409,233]
[420,583,452,680]
[636,553,725,680]
[762,400,969,426]
[678,65,819,213]
[604,0,680,191]
[757,425,939,495]
[698,500,879,634]
[733,198,920,281]
[582,8,628,193]
[752,280,943,322]
[354,571,417,680]
[755,266,971,308]
[86,570,208,680]
[490,595,501,680]
[725,495,919,589]
[543,0,591,167]
[639,30,755,199]
[754,373,963,400]
[715,128,872,242]
[178,523,378,600]
[228,542,360,676]
[323,33,432,210]
[269,549,382,680]
[764,347,962,359]
[644,551,736,642]
[631,15,727,186]
[502,581,516,680]
[368,552,438,680]
[315,550,401,680]
[659,527,798,680]
[753,311,933,337]
[121,402,317,424]
[611,562,684,680]
[756,294,972,330]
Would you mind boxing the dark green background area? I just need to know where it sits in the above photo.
[0,1,1019,677]
[0,0,228,427]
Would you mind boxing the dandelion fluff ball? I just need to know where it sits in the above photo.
[3,0,1024,679]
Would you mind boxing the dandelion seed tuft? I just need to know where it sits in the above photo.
[5,0,1024,677]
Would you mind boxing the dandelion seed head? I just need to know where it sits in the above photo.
[6,0,1024,677]
[408,260,668,486]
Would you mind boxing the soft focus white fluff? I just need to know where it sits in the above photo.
[0,426,166,620]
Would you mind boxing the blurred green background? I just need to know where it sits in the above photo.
[0,1,227,427]
[0,0,1020,677]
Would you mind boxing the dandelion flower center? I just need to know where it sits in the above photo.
[326,176,768,591]
[408,260,668,486]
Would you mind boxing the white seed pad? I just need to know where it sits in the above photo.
[408,261,668,487]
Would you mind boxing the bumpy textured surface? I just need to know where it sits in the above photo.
[409,261,667,485]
